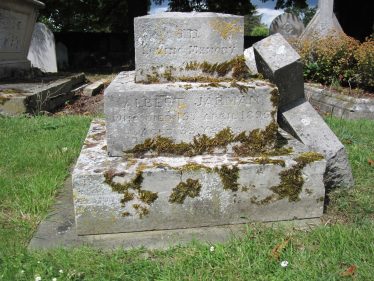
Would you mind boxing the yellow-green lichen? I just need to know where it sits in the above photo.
[209,19,243,39]
[132,204,150,218]
[215,165,240,192]
[253,157,286,167]
[169,178,202,204]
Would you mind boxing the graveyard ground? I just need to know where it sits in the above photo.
[0,114,373,280]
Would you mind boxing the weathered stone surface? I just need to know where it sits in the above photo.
[72,120,326,235]
[0,0,45,78]
[83,81,105,97]
[104,71,278,157]
[56,42,69,70]
[134,12,244,83]
[0,73,85,116]
[300,0,344,40]
[269,13,305,39]
[280,100,354,188]
[305,84,374,120]
[253,33,304,108]
[27,23,58,73]
[243,47,258,75]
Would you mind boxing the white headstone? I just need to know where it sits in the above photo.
[27,23,58,73]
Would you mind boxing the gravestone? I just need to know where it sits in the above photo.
[0,0,45,78]
[56,42,69,70]
[269,13,305,40]
[134,12,244,83]
[72,12,327,237]
[301,0,344,40]
[27,23,58,73]
[243,47,258,74]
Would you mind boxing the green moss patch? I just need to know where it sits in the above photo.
[169,179,202,204]
[125,124,289,158]
[104,169,158,217]
[270,152,324,202]
[215,165,240,192]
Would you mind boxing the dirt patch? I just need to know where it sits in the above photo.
[54,91,104,116]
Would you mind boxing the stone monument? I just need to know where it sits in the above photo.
[72,13,327,236]
[300,0,344,40]
[27,22,58,73]
[269,13,305,40]
[0,0,45,78]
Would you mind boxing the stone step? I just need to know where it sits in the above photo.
[72,119,326,236]
[104,71,279,157]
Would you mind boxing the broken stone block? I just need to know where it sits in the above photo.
[279,100,354,188]
[253,33,304,108]
[243,47,258,75]
[83,81,105,97]
[72,120,326,235]
[134,12,244,83]
[104,71,278,157]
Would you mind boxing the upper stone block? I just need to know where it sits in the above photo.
[253,33,304,108]
[134,12,244,83]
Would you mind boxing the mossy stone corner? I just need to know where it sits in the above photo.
[72,120,326,235]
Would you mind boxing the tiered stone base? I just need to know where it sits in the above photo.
[73,120,326,236]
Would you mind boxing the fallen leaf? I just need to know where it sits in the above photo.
[368,159,374,167]
[271,238,290,260]
[341,265,357,277]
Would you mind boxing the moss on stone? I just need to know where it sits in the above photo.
[253,157,286,167]
[295,152,324,165]
[139,190,158,204]
[132,204,149,218]
[169,178,202,204]
[122,211,131,217]
[215,165,240,192]
[270,88,280,107]
[125,125,291,158]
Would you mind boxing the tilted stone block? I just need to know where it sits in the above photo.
[104,71,278,157]
[134,12,244,83]
[243,47,258,75]
[253,33,304,108]
[279,101,354,188]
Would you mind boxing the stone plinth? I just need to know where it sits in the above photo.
[104,72,278,157]
[134,12,244,83]
[72,120,326,235]
[0,0,45,78]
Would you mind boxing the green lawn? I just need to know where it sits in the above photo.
[0,116,373,280]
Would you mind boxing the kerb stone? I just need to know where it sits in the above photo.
[104,71,278,157]
[134,12,244,83]
[253,33,304,108]
[280,101,354,188]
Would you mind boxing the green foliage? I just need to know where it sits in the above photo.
[250,25,269,36]
[295,36,374,91]
[39,0,149,32]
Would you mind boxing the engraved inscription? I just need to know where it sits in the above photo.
[0,9,27,52]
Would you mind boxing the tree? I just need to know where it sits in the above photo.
[38,0,150,32]
[153,0,255,16]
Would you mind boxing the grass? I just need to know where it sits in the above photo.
[0,115,373,280]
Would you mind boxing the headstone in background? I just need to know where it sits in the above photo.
[27,23,58,73]
[56,42,69,70]
[134,12,244,83]
[269,13,305,40]
[301,0,344,40]
[0,0,45,78]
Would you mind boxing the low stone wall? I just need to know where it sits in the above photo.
[305,83,374,120]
